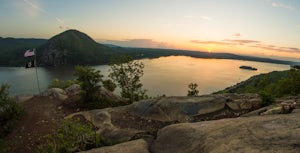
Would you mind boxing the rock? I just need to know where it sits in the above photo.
[99,88,125,103]
[152,110,300,153]
[66,93,262,143]
[78,139,150,153]
[65,108,144,143]
[41,88,68,101]
[127,94,261,122]
[65,84,81,96]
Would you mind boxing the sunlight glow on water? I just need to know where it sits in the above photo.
[0,56,290,96]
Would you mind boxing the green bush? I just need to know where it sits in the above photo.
[0,84,23,138]
[38,119,101,153]
[187,83,199,96]
[109,55,147,103]
[259,91,275,107]
[74,66,103,104]
[48,78,78,89]
[102,79,116,92]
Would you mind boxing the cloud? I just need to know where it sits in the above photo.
[252,44,300,53]
[224,39,260,45]
[191,39,260,46]
[232,33,241,37]
[59,26,70,30]
[200,16,213,21]
[105,39,173,48]
[23,0,47,14]
[190,40,233,46]
[271,1,294,10]
[23,0,65,26]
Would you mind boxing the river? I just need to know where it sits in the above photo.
[0,56,290,96]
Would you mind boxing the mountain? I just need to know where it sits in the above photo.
[0,29,298,66]
[0,37,46,66]
[38,29,113,66]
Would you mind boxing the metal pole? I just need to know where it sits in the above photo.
[34,48,41,93]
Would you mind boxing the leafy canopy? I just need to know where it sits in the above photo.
[74,66,103,104]
[187,83,199,96]
[109,55,147,102]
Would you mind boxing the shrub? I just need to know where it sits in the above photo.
[109,55,147,103]
[0,84,23,138]
[259,91,275,107]
[74,66,103,104]
[187,83,199,96]
[48,78,78,89]
[102,79,116,92]
[38,119,101,153]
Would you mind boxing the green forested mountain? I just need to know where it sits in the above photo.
[38,29,113,66]
[0,38,46,66]
[0,29,298,66]
[218,68,300,97]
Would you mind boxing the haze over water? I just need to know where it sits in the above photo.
[0,56,290,96]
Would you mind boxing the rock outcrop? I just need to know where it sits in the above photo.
[67,94,262,143]
[152,109,300,153]
[78,139,150,153]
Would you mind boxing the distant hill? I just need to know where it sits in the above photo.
[0,37,46,66]
[38,29,113,66]
[0,29,298,66]
[217,68,300,97]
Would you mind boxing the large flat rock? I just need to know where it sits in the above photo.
[152,109,300,153]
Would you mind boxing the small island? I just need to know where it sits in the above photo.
[239,65,258,71]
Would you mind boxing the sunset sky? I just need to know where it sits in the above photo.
[1,0,300,61]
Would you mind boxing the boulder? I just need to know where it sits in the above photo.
[78,139,150,153]
[127,94,261,122]
[66,93,262,143]
[65,84,81,96]
[99,88,125,103]
[41,88,68,101]
[152,110,300,153]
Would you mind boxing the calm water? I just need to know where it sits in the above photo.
[0,56,290,96]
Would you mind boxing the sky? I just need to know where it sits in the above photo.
[1,0,300,61]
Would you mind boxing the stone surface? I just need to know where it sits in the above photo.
[41,88,68,101]
[78,139,150,153]
[65,84,81,96]
[66,93,262,143]
[127,93,261,122]
[152,109,300,153]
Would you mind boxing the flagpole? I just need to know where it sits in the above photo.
[34,48,41,94]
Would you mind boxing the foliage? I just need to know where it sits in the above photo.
[259,91,275,107]
[219,69,300,98]
[48,78,78,89]
[74,66,103,104]
[38,119,102,153]
[187,83,199,96]
[0,84,24,138]
[102,79,116,92]
[109,55,147,103]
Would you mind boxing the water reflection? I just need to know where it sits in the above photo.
[0,56,290,96]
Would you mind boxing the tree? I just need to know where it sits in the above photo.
[109,55,147,102]
[102,79,116,92]
[0,84,23,138]
[187,83,199,96]
[74,66,103,104]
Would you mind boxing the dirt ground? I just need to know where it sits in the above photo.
[4,96,77,153]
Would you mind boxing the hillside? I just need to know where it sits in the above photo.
[38,29,113,66]
[0,29,298,66]
[0,38,46,66]
[218,68,300,97]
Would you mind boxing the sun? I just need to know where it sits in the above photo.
[207,45,214,53]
